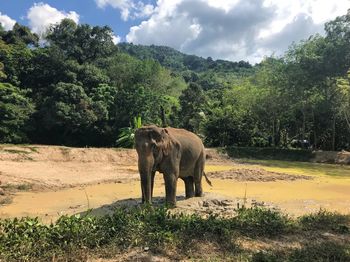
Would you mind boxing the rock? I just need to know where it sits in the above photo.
[0,188,5,195]
[202,201,210,207]
[322,232,335,237]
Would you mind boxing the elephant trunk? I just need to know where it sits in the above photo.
[138,156,154,204]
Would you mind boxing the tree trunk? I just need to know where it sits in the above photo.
[332,115,336,151]
[312,110,317,149]
[160,106,166,127]
[344,110,350,132]
[302,108,306,141]
[272,119,275,147]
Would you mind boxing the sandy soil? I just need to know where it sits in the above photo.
[0,145,349,222]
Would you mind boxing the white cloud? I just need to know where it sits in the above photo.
[126,0,350,63]
[27,2,79,36]
[111,34,121,44]
[95,0,154,21]
[134,3,155,19]
[0,12,16,30]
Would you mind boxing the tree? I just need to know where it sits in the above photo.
[1,23,39,46]
[39,82,97,145]
[89,83,118,145]
[323,9,350,77]
[46,19,117,64]
[114,85,161,129]
[0,83,34,143]
[178,82,207,133]
[0,39,34,86]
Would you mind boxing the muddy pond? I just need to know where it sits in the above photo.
[0,145,349,222]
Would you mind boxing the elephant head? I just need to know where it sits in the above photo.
[135,125,177,204]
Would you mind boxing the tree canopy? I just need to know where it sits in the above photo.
[0,12,349,150]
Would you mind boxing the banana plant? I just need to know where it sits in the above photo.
[116,116,142,148]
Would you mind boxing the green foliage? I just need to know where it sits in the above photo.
[1,23,39,46]
[1,12,350,150]
[178,82,207,133]
[253,241,350,262]
[39,82,97,145]
[116,116,142,148]
[0,39,34,86]
[0,206,348,261]
[118,43,252,73]
[299,209,350,233]
[225,147,314,162]
[0,61,6,80]
[234,207,292,236]
[46,19,117,63]
[0,82,34,143]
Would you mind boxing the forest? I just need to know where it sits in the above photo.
[0,11,349,150]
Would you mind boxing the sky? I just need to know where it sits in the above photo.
[0,0,349,63]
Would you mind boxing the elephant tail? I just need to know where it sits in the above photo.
[203,172,212,187]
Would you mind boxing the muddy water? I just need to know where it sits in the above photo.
[0,165,350,221]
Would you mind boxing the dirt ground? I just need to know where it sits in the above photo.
[0,145,349,222]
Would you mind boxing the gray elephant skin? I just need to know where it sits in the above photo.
[135,125,211,206]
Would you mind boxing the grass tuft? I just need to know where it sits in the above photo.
[299,209,350,233]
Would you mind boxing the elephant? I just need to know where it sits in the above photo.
[135,125,212,206]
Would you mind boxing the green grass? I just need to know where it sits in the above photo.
[299,209,350,233]
[0,206,349,261]
[252,241,350,262]
[1,149,31,154]
[26,146,39,153]
[237,158,350,178]
[2,184,33,191]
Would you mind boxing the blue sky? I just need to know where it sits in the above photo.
[0,1,349,63]
[0,0,156,39]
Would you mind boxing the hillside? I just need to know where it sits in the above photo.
[118,42,253,73]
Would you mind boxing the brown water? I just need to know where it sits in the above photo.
[1,172,349,222]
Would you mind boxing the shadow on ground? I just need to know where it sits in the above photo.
[79,196,187,217]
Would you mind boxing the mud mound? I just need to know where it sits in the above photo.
[173,193,273,217]
[91,193,274,218]
[0,145,138,164]
[205,148,232,163]
[313,150,350,164]
[208,168,313,182]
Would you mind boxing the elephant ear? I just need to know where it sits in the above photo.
[146,126,162,144]
[160,128,180,157]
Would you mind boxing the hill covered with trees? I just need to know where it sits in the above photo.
[0,10,349,150]
[118,42,252,73]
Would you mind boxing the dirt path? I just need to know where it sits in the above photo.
[0,145,349,221]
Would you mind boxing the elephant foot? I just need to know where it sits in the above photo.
[185,192,195,199]
[195,191,203,197]
[195,182,203,197]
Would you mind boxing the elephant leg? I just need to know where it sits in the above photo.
[163,172,178,207]
[194,179,203,197]
[151,171,156,198]
[140,172,152,204]
[183,176,195,198]
[141,180,145,203]
[194,157,204,197]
